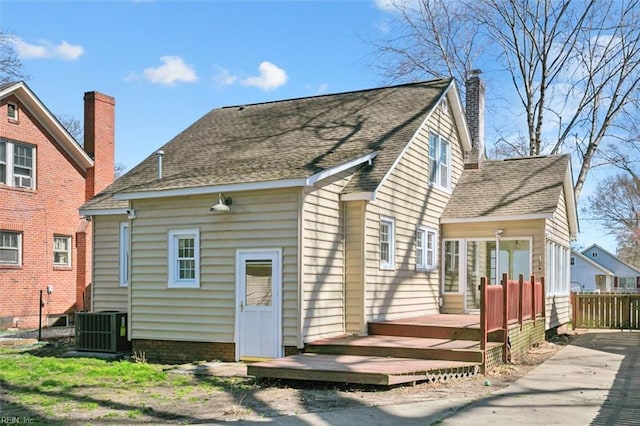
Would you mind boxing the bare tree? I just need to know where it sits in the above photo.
[56,114,83,144]
[372,0,640,201]
[588,173,640,267]
[114,163,127,179]
[0,29,25,84]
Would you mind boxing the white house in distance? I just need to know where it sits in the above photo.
[570,249,614,292]
[571,244,640,292]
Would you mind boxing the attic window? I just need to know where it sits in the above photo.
[7,102,17,121]
[591,252,598,258]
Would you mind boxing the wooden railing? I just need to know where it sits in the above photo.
[480,274,546,364]
[572,293,640,330]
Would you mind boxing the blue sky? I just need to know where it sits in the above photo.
[0,0,617,251]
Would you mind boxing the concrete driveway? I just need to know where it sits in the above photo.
[442,330,640,425]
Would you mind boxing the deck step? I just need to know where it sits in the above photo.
[248,353,480,386]
[368,321,481,341]
[305,335,501,363]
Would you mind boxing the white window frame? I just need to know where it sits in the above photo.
[546,240,570,296]
[618,277,636,290]
[7,102,17,120]
[442,237,533,294]
[416,225,437,271]
[379,216,395,270]
[119,222,129,287]
[168,228,200,289]
[0,140,5,185]
[442,239,461,294]
[429,132,451,191]
[53,235,72,267]
[0,140,35,189]
[0,230,21,265]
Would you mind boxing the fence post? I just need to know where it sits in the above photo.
[502,273,509,330]
[518,274,524,330]
[571,292,577,330]
[480,277,487,373]
[531,274,536,325]
[623,295,630,330]
[502,273,509,363]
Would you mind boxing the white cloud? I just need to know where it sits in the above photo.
[241,61,288,91]
[13,37,84,61]
[374,0,417,11]
[143,56,198,86]
[212,66,238,87]
[316,83,329,95]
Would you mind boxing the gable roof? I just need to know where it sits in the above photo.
[441,155,579,237]
[581,244,640,275]
[81,78,471,213]
[0,81,93,171]
[571,249,614,276]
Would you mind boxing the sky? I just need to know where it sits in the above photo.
[0,0,618,252]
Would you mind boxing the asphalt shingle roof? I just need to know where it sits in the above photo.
[82,79,452,211]
[441,155,570,219]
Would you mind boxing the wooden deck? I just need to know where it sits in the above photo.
[248,314,502,386]
[248,353,479,386]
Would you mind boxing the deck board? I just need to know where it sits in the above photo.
[248,353,479,386]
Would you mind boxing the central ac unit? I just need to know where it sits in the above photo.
[75,311,131,353]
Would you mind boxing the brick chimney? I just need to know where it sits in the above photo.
[464,70,485,170]
[83,91,115,200]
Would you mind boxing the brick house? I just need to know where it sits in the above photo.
[0,82,115,329]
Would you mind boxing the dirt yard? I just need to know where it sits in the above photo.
[0,330,578,424]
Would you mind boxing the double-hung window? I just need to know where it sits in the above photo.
[53,235,71,266]
[168,229,200,288]
[380,217,395,270]
[0,231,21,265]
[0,139,35,189]
[429,133,450,190]
[416,226,437,270]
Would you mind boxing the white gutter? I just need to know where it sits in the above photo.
[115,152,378,201]
[440,213,553,224]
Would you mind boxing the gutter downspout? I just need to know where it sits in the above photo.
[297,187,307,350]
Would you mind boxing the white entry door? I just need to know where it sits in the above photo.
[235,249,282,361]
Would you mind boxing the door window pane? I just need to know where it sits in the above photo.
[245,260,272,306]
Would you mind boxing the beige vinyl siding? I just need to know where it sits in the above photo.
[92,215,128,312]
[364,101,463,321]
[545,295,570,329]
[344,200,366,334]
[442,294,464,313]
[545,188,571,329]
[129,188,299,345]
[302,173,351,342]
[546,187,571,243]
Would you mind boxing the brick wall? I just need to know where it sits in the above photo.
[0,88,114,329]
[132,340,236,364]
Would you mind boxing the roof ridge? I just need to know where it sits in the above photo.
[221,78,453,110]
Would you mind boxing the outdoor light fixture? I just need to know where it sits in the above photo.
[493,229,504,238]
[210,193,232,213]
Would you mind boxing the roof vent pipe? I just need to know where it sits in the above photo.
[156,150,164,179]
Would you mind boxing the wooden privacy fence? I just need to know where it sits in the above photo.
[480,274,546,363]
[571,293,640,330]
